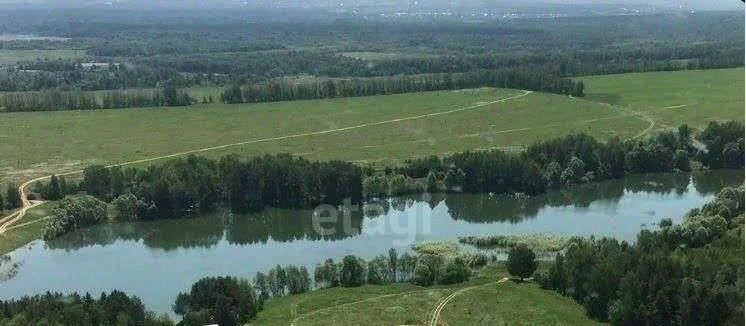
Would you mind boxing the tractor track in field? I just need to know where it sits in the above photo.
[0,90,533,235]
[288,288,431,326]
[288,276,513,326]
[427,277,510,326]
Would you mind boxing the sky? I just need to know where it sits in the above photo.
[0,0,741,10]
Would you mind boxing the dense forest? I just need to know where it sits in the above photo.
[0,10,742,110]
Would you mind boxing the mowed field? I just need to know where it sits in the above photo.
[252,264,601,326]
[0,68,742,184]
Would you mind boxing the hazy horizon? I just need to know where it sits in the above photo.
[0,0,741,11]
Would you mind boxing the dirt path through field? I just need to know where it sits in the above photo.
[428,277,510,326]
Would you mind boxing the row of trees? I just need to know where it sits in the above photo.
[385,121,743,197]
[0,63,209,92]
[535,186,745,324]
[77,154,362,221]
[0,291,172,326]
[0,86,193,112]
[220,69,583,104]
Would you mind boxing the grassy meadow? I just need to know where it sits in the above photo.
[0,88,642,184]
[253,264,601,325]
[0,68,741,186]
[582,68,744,129]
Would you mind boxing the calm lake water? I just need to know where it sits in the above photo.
[1,171,741,315]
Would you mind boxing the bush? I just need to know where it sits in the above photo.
[111,193,156,221]
[340,255,366,287]
[42,195,108,240]
[506,244,537,281]
[174,276,258,326]
[440,257,471,285]
[412,254,444,286]
[363,174,389,199]
[367,256,389,285]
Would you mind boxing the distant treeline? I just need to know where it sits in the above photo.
[536,186,745,324]
[0,87,192,112]
[0,12,741,93]
[2,45,739,93]
[220,69,584,104]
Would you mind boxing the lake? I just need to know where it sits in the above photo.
[0,170,741,315]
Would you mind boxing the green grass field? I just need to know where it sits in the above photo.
[0,88,645,184]
[582,68,744,130]
[0,68,741,186]
[0,49,87,65]
[253,264,601,325]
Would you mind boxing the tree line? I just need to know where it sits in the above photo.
[77,154,362,219]
[220,69,584,104]
[0,291,172,326]
[0,86,193,112]
[535,186,745,325]
[369,121,743,198]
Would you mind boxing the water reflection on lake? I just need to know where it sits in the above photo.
[1,170,741,315]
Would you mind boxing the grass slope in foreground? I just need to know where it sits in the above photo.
[254,264,601,326]
[0,88,644,183]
